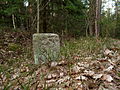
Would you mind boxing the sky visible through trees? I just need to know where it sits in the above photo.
[103,0,115,13]
[24,0,115,13]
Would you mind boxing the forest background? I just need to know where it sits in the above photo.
[0,0,120,38]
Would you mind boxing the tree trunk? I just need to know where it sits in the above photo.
[95,0,102,37]
[89,0,101,37]
[12,14,16,29]
[37,0,40,33]
[115,0,118,19]
[89,0,96,36]
[115,0,120,37]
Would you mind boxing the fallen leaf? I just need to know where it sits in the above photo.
[85,57,92,60]
[77,62,89,68]
[56,76,70,84]
[12,73,19,79]
[98,85,108,90]
[51,61,57,67]
[84,70,95,76]
[104,65,114,72]
[81,76,87,80]
[72,65,81,73]
[60,72,64,77]
[58,60,66,65]
[93,74,103,79]
[51,73,57,78]
[102,74,113,82]
[75,75,87,81]
[46,79,56,83]
[75,76,81,80]
[104,49,112,55]
[47,74,52,79]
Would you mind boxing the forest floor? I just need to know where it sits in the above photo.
[0,29,120,90]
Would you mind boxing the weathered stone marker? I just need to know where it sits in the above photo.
[33,33,60,64]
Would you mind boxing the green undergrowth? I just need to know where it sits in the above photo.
[60,37,120,59]
[8,43,21,51]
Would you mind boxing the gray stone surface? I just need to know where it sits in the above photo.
[33,33,60,64]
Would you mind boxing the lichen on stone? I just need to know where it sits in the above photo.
[33,33,60,64]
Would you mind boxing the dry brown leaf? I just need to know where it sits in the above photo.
[102,74,113,82]
[12,73,19,79]
[72,65,81,73]
[84,70,95,76]
[56,76,70,84]
[85,57,92,60]
[75,76,81,80]
[104,65,114,72]
[77,62,89,68]
[77,88,83,90]
[47,74,52,79]
[58,60,66,65]
[104,49,112,55]
[46,79,56,83]
[60,72,64,77]
[98,85,108,90]
[93,74,103,79]
[51,61,58,67]
[75,75,87,81]
[81,76,87,80]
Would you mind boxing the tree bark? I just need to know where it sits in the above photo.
[12,14,16,29]
[95,0,102,37]
[115,0,120,37]
[89,0,96,36]
[89,0,101,37]
[37,0,40,33]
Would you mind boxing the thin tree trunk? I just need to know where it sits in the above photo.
[86,23,89,37]
[115,0,119,37]
[115,0,119,28]
[89,0,96,36]
[37,0,40,33]
[95,0,98,37]
[98,0,102,36]
[95,0,102,37]
[12,14,16,29]
[83,10,89,37]
[115,0,118,19]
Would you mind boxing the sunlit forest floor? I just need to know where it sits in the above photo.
[0,30,120,90]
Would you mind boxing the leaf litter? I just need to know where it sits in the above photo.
[0,31,120,89]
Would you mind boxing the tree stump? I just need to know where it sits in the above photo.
[33,33,60,64]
